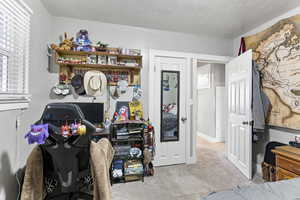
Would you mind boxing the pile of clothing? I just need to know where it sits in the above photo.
[114,145,131,157]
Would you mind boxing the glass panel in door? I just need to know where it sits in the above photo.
[161,70,180,142]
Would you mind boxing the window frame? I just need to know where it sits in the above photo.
[0,0,32,111]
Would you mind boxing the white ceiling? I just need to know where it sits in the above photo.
[41,0,300,38]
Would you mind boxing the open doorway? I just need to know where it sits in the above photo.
[149,50,257,181]
[196,61,226,157]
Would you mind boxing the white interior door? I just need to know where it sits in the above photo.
[226,50,253,179]
[154,56,186,166]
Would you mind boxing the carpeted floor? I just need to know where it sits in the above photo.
[112,136,263,200]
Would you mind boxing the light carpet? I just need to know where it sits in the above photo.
[112,137,263,200]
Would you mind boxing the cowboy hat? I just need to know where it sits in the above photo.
[84,70,107,97]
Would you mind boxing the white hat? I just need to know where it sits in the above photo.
[84,70,107,97]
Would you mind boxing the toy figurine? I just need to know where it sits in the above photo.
[103,118,111,130]
[113,112,119,121]
[61,124,71,137]
[103,112,111,129]
[71,122,79,135]
[75,30,92,52]
[25,124,49,145]
[77,122,87,136]
[96,41,109,52]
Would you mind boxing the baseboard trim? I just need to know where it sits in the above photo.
[186,155,197,164]
[197,132,224,143]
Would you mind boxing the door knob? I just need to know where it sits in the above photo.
[181,117,187,122]
[242,121,253,126]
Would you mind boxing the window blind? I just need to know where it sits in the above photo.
[0,0,31,95]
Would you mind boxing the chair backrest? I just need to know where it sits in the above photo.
[263,141,286,165]
[41,103,85,126]
[38,103,95,198]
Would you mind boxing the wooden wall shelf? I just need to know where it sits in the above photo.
[57,63,142,70]
[56,49,142,60]
[54,48,143,86]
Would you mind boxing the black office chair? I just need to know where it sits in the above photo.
[36,103,96,200]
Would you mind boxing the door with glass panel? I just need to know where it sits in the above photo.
[154,57,186,166]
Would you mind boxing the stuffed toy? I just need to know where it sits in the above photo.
[60,33,74,51]
[25,124,49,145]
[51,32,74,51]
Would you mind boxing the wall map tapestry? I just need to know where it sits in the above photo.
[245,14,300,130]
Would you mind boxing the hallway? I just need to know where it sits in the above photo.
[112,136,261,200]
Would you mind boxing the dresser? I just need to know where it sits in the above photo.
[272,146,300,181]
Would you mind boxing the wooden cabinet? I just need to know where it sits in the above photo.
[272,146,300,181]
[276,167,299,181]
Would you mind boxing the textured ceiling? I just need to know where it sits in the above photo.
[41,0,300,38]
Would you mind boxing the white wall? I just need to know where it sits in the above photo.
[197,63,225,141]
[48,16,233,120]
[213,64,226,142]
[212,64,225,87]
[0,0,52,199]
[198,89,215,137]
[233,6,300,172]
[52,17,233,57]
[215,86,226,142]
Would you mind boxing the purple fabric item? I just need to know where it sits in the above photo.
[25,124,49,145]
